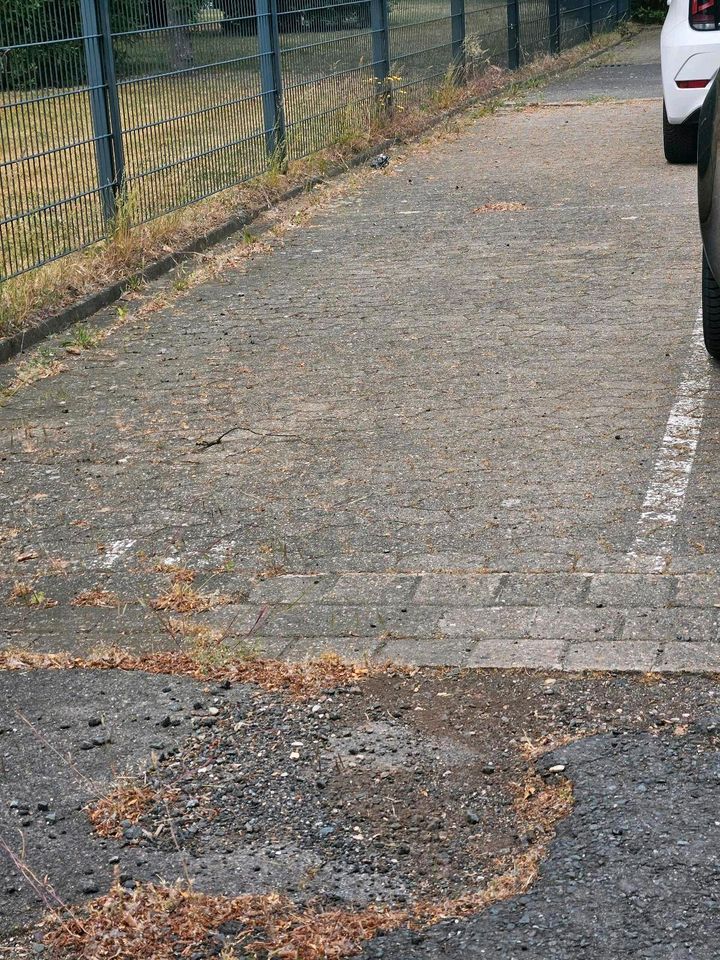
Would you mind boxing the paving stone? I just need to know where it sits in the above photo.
[438,607,536,639]
[239,637,292,659]
[588,573,675,608]
[249,575,331,604]
[282,637,385,661]
[657,642,720,672]
[380,637,479,666]
[322,575,419,605]
[496,574,590,606]
[257,605,440,639]
[674,575,720,608]
[177,604,276,635]
[1,602,155,637]
[2,72,720,674]
[669,554,720,574]
[564,642,659,673]
[529,607,623,641]
[467,639,566,670]
[621,609,718,643]
[413,574,505,605]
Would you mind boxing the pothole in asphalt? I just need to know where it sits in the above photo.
[2,664,720,958]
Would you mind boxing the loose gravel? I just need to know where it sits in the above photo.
[3,666,720,957]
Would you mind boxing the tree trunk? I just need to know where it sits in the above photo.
[166,0,194,71]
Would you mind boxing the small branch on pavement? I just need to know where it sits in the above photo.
[195,426,305,450]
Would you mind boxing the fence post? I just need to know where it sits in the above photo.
[96,0,125,202]
[257,0,287,163]
[549,0,560,54]
[588,0,593,37]
[507,0,520,69]
[370,0,391,109]
[80,0,116,222]
[450,0,466,82]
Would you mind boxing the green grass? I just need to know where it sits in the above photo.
[62,323,101,351]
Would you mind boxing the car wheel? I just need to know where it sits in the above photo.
[703,250,720,359]
[663,102,698,164]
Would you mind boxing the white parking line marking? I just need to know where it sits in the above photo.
[627,310,710,573]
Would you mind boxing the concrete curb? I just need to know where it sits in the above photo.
[0,30,634,366]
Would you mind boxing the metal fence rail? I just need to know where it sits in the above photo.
[0,0,629,281]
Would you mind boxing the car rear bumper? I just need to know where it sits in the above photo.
[662,23,720,124]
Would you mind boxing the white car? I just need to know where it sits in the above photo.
[662,0,720,163]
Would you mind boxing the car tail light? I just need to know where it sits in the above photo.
[677,78,711,87]
[691,0,718,28]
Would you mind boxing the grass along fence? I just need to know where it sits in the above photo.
[0,0,629,285]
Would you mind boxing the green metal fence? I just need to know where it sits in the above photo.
[0,0,628,281]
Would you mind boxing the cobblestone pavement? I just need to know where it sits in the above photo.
[532,26,662,102]
[3,29,718,671]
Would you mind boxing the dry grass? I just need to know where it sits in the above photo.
[0,26,633,343]
[7,581,58,609]
[473,201,528,212]
[86,783,158,840]
[150,581,221,614]
[153,562,196,583]
[0,648,382,698]
[71,589,120,608]
[518,730,590,762]
[163,616,213,641]
[162,618,260,667]
[1,350,66,404]
[637,671,664,685]
[42,774,573,959]
[40,883,405,960]
[8,582,34,603]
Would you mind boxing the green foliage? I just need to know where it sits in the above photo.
[0,0,205,91]
[0,0,84,90]
[630,0,666,22]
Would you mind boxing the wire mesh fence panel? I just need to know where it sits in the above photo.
[560,0,592,50]
[517,0,551,61]
[464,0,511,74]
[559,0,620,55]
[279,0,379,162]
[1,0,112,279]
[1,0,628,283]
[591,0,619,31]
[110,0,270,226]
[388,0,455,106]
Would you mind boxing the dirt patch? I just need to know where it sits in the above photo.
[10,667,718,958]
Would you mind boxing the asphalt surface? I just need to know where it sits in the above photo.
[4,666,720,959]
[362,725,720,959]
[0,670,207,939]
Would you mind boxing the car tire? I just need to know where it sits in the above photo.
[663,102,698,164]
[703,250,720,359]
